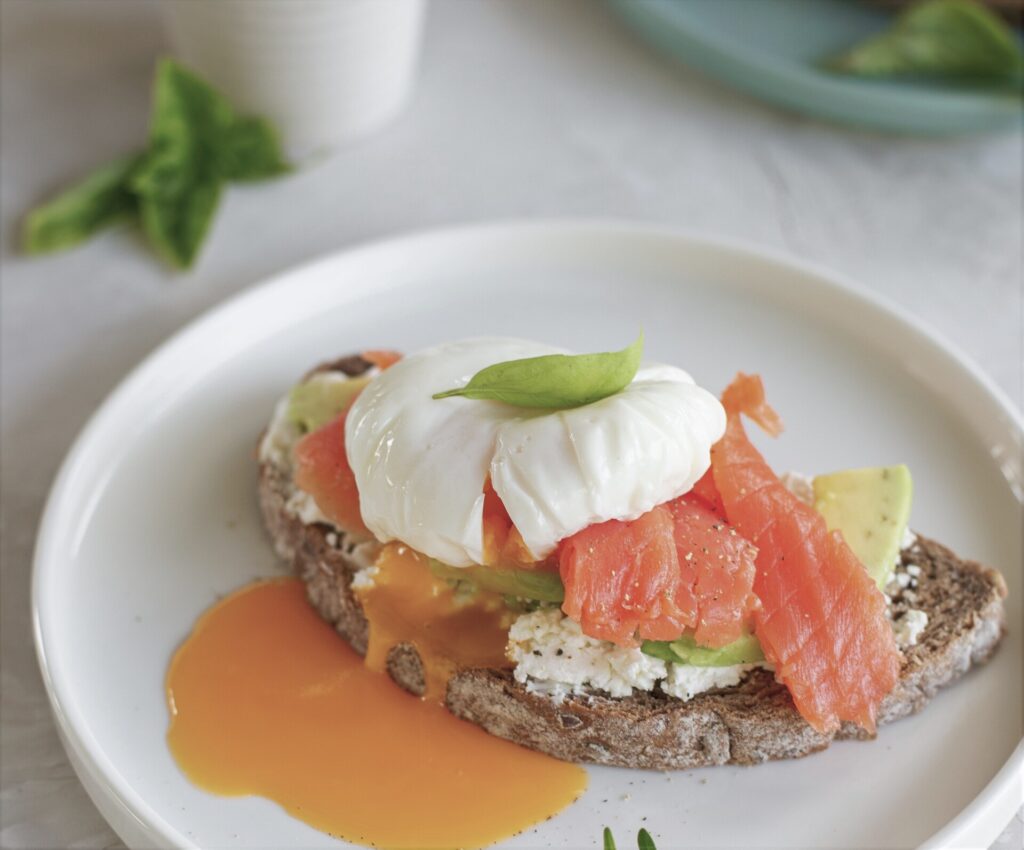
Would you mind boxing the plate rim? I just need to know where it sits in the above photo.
[31,219,1024,849]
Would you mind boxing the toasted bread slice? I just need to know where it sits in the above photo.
[257,357,1007,769]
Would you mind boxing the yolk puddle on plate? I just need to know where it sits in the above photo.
[166,576,587,849]
[354,543,514,699]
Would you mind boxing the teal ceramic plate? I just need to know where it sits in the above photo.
[609,0,1022,134]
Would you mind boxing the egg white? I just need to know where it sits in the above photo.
[345,338,726,566]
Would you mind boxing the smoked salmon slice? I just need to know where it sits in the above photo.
[689,468,726,518]
[559,506,692,646]
[293,411,369,537]
[710,373,901,734]
[665,495,759,648]
[361,350,403,370]
[558,496,759,649]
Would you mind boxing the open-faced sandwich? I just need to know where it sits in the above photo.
[258,337,1007,769]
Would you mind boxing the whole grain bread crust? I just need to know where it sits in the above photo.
[258,359,1008,770]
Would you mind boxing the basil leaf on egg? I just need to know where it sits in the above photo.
[432,333,644,409]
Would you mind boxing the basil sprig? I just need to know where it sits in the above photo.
[22,155,141,255]
[602,828,658,850]
[827,0,1024,86]
[433,333,644,410]
[22,59,289,269]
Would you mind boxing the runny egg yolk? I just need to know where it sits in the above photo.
[353,542,514,699]
[166,578,586,849]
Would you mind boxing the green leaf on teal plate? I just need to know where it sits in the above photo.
[827,0,1024,86]
[433,333,644,410]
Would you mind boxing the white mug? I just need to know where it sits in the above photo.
[160,0,427,159]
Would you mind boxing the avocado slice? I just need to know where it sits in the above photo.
[642,633,765,666]
[812,464,913,589]
[428,559,565,603]
[287,374,369,433]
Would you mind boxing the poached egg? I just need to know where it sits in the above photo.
[345,338,726,567]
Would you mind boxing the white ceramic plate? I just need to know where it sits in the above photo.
[34,223,1022,849]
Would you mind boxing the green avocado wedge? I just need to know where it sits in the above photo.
[287,374,369,433]
[813,465,913,589]
[428,560,565,603]
[642,633,765,667]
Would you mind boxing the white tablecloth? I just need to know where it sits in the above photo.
[1,0,1020,847]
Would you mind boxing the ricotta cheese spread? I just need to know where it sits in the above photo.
[259,395,301,469]
[508,607,762,702]
[285,489,334,526]
[887,538,928,648]
[893,608,929,647]
[901,526,917,552]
